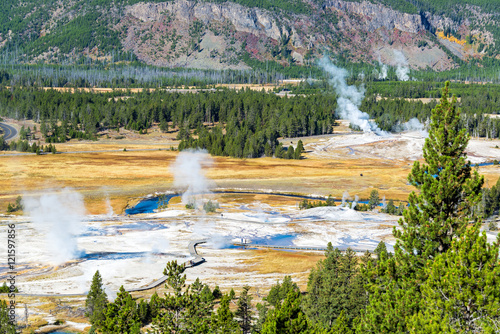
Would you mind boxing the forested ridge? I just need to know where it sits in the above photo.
[0,86,337,158]
[1,0,500,77]
[1,79,499,157]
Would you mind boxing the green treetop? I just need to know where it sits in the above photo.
[395,81,484,275]
[408,224,500,333]
[359,82,485,333]
[85,270,108,328]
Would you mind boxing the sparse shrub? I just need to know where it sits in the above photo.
[489,221,498,231]
[6,196,23,213]
[203,200,219,213]
[354,203,369,211]
[186,203,195,210]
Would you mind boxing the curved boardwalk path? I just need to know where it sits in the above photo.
[3,239,208,297]
[232,243,369,253]
[127,239,208,292]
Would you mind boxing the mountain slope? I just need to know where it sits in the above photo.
[0,0,498,71]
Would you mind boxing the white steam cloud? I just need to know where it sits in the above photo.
[170,149,214,208]
[319,56,386,135]
[105,197,114,217]
[403,118,425,132]
[393,50,410,81]
[23,188,86,264]
[341,191,350,207]
[352,195,359,210]
[375,56,388,80]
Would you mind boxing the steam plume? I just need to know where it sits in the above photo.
[105,197,114,217]
[170,149,214,208]
[352,195,359,210]
[341,191,350,207]
[319,56,386,135]
[376,56,388,80]
[23,188,86,264]
[393,50,410,81]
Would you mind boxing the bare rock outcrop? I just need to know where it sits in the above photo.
[126,0,284,41]
[325,0,424,34]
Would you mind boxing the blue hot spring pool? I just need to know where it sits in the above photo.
[125,194,177,214]
[225,233,297,249]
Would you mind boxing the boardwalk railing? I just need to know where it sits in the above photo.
[127,239,208,292]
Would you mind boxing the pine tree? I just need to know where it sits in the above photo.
[236,285,253,334]
[368,190,379,210]
[407,224,500,332]
[359,82,484,333]
[211,294,240,334]
[261,290,309,334]
[85,270,108,327]
[98,286,141,333]
[329,310,353,334]
[373,241,388,260]
[303,244,367,330]
[294,140,304,159]
[266,276,299,307]
[0,300,17,334]
[398,81,483,264]
[152,260,189,333]
[286,145,295,159]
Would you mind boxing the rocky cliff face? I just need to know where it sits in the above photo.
[5,0,495,71]
[126,0,286,42]
[325,0,424,34]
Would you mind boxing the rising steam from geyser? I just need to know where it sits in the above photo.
[376,56,388,80]
[170,149,214,208]
[319,56,386,135]
[393,50,410,81]
[23,188,86,264]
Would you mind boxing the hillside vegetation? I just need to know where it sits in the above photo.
[0,0,498,74]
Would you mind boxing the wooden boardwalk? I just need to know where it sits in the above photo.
[232,243,369,253]
[4,239,209,296]
[127,239,208,292]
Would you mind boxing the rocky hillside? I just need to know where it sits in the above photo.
[0,0,499,71]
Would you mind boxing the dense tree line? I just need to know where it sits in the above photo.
[359,83,500,137]
[1,81,499,158]
[0,87,336,158]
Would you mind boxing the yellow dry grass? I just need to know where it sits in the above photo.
[241,249,325,274]
[0,146,418,214]
[8,138,497,214]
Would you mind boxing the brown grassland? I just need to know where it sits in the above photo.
[0,144,419,214]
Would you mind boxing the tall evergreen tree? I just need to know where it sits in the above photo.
[368,190,379,210]
[359,82,484,332]
[152,260,190,333]
[396,81,483,267]
[211,294,240,334]
[262,290,309,334]
[236,285,253,334]
[97,286,141,333]
[302,244,367,330]
[85,270,108,327]
[266,276,299,307]
[407,224,500,333]
[294,140,304,159]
